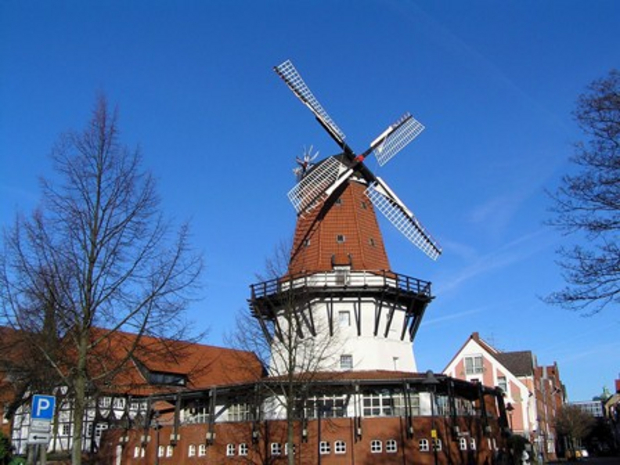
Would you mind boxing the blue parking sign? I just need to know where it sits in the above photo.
[31,395,55,420]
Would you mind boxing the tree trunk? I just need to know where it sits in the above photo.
[71,333,88,465]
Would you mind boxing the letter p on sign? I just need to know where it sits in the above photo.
[32,395,55,421]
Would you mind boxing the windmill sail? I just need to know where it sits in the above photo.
[274,60,347,147]
[275,59,442,260]
[287,156,348,214]
[371,114,425,166]
[365,178,441,260]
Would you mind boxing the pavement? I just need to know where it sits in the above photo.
[549,457,620,464]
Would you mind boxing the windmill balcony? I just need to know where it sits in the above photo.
[249,270,432,320]
[251,270,430,300]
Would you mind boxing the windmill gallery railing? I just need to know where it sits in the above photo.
[249,270,432,302]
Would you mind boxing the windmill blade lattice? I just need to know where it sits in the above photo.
[274,60,347,145]
[365,183,441,260]
[275,59,442,260]
[287,156,348,214]
[372,114,425,166]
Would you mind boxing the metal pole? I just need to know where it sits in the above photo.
[317,404,321,465]
[154,420,161,465]
[431,389,438,465]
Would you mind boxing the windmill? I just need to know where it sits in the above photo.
[274,60,441,261]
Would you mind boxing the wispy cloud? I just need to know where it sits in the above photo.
[436,229,555,296]
[468,191,527,236]
[421,307,484,327]
[557,341,620,364]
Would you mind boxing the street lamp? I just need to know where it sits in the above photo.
[423,370,440,465]
[506,402,514,431]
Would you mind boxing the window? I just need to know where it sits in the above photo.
[497,375,508,393]
[157,446,164,457]
[94,423,108,440]
[459,437,468,451]
[319,441,330,455]
[166,445,173,457]
[400,393,421,416]
[198,444,207,457]
[432,439,442,451]
[361,201,367,209]
[363,390,399,417]
[470,438,476,450]
[271,443,282,456]
[300,394,347,419]
[239,443,248,456]
[226,444,235,456]
[304,239,311,247]
[188,444,196,457]
[113,398,125,410]
[335,440,346,454]
[340,354,353,370]
[285,443,296,455]
[419,439,429,452]
[186,406,209,424]
[336,234,346,243]
[369,238,375,246]
[464,355,483,375]
[61,424,71,436]
[228,403,251,421]
[386,439,397,453]
[454,397,475,416]
[133,447,141,458]
[148,371,187,386]
[335,198,343,205]
[99,397,112,408]
[338,310,351,326]
[370,439,382,453]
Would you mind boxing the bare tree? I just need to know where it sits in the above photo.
[228,241,342,465]
[547,69,620,314]
[554,404,596,457]
[0,96,203,464]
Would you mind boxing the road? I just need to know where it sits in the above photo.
[550,457,620,464]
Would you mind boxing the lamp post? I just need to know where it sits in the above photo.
[423,370,440,465]
[506,402,514,431]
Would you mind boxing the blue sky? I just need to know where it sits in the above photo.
[1,1,618,401]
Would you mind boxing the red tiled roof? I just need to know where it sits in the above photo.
[0,326,264,398]
[86,328,264,395]
[288,179,391,274]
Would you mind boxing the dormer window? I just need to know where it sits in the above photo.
[336,235,346,243]
[132,357,188,386]
[148,371,188,386]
